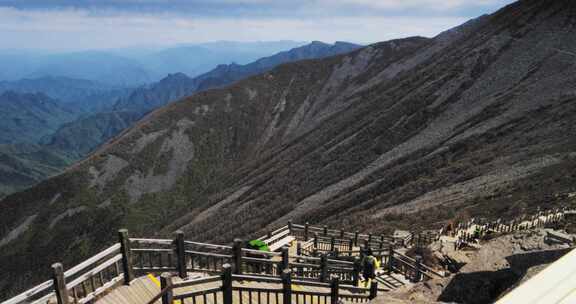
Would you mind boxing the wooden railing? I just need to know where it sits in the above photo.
[450,207,576,248]
[127,232,366,285]
[2,230,130,304]
[147,264,379,304]
[287,223,401,249]
[3,222,446,304]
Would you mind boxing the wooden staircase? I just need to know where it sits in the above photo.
[2,222,441,304]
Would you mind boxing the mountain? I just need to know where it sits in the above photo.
[43,111,143,159]
[0,41,307,86]
[191,41,362,92]
[0,76,131,112]
[0,91,77,144]
[0,41,359,197]
[44,41,361,159]
[0,143,72,197]
[138,41,306,79]
[0,50,153,86]
[0,41,338,197]
[5,0,576,297]
[114,41,362,113]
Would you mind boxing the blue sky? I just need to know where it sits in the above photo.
[0,0,516,50]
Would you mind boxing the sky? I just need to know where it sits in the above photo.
[0,0,517,51]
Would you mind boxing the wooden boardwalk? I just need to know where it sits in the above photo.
[4,221,453,304]
[95,273,387,304]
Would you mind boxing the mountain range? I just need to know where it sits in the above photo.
[0,41,307,86]
[0,76,130,113]
[0,41,361,197]
[45,41,361,159]
[3,0,575,299]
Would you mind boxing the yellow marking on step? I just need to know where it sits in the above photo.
[148,274,161,286]
[292,284,303,291]
[148,274,181,304]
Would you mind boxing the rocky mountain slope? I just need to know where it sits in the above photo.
[374,229,573,304]
[3,0,576,299]
[48,41,361,160]
[0,41,358,198]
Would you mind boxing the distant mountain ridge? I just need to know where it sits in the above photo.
[0,41,308,86]
[114,41,362,113]
[0,91,77,144]
[0,76,131,112]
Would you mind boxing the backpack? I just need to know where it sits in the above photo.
[363,256,376,277]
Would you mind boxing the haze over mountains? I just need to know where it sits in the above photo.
[2,0,575,300]
[0,41,306,86]
[0,41,360,197]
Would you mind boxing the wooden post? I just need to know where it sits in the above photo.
[222,264,233,304]
[330,276,340,304]
[323,225,328,236]
[354,231,359,247]
[369,281,378,300]
[52,263,69,304]
[297,242,302,256]
[352,257,361,286]
[387,244,394,275]
[349,238,354,253]
[175,230,187,279]
[330,236,335,252]
[304,222,310,241]
[412,256,422,283]
[281,269,292,304]
[320,254,328,282]
[233,239,243,274]
[314,233,319,249]
[340,229,345,239]
[160,273,174,304]
[118,229,134,285]
[368,234,372,245]
[281,246,290,272]
[288,220,293,234]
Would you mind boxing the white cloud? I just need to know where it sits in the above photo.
[0,7,470,50]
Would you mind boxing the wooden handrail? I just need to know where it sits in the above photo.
[66,254,123,289]
[0,280,54,304]
[64,243,121,278]
[241,248,282,256]
[172,275,221,289]
[185,250,233,258]
[146,265,377,304]
[129,238,172,245]
[184,240,232,250]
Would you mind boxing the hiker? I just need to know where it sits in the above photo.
[474,226,481,240]
[361,248,379,287]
